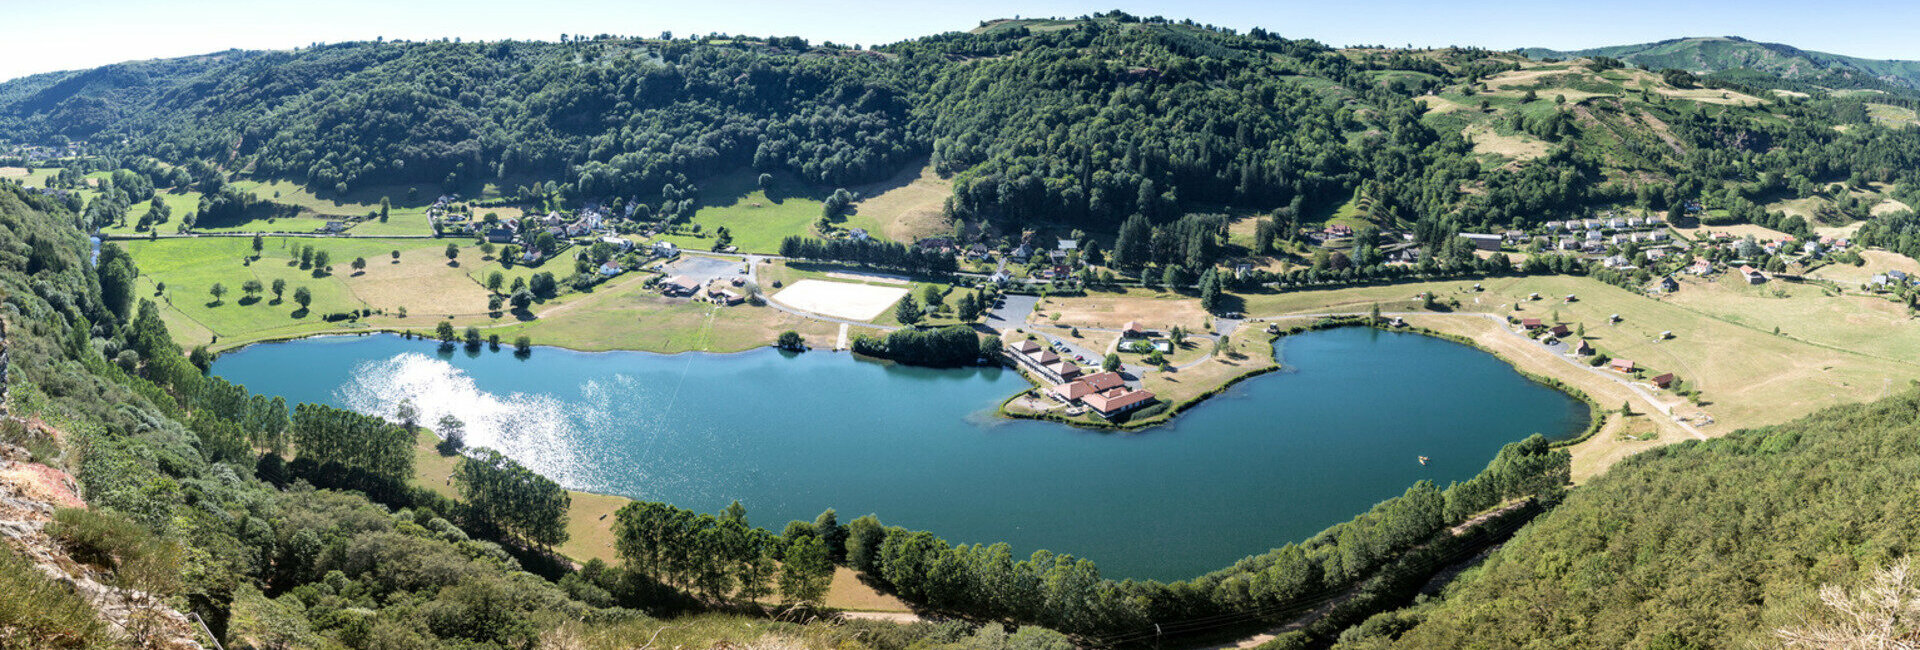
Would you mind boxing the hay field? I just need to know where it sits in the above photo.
[1235,275,1920,433]
[1464,123,1550,161]
[852,162,952,243]
[1810,249,1920,285]
[771,280,908,321]
[1032,287,1212,332]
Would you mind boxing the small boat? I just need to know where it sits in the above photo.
[1418,456,1430,466]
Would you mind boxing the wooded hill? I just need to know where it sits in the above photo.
[1523,36,1920,93]
[7,11,1920,241]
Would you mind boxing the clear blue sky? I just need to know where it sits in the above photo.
[5,0,1920,82]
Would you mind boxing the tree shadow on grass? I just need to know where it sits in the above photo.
[238,296,261,306]
[291,307,311,319]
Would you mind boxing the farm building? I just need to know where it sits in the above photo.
[660,275,700,296]
[1459,233,1503,251]
[1739,265,1768,284]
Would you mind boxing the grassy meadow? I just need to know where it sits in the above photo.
[656,171,884,254]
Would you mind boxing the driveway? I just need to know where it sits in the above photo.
[985,294,1038,327]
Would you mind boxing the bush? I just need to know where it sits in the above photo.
[47,507,148,569]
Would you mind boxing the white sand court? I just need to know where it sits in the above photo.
[771,280,909,321]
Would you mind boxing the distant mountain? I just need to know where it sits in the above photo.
[1522,36,1920,92]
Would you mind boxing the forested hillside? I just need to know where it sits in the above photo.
[1523,36,1920,92]
[1330,388,1920,648]
[12,11,1920,241]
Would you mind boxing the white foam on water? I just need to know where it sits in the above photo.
[338,352,592,488]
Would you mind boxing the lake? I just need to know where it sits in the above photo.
[211,326,1589,581]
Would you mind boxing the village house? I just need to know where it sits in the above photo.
[1650,276,1679,293]
[598,261,623,277]
[1739,265,1768,285]
[323,221,347,233]
[600,236,634,252]
[1610,359,1636,373]
[1549,324,1572,339]
[1121,321,1148,338]
[1652,373,1676,389]
[1574,340,1594,356]
[1690,258,1714,275]
[486,228,516,244]
[848,228,871,242]
[651,240,679,258]
[1520,317,1545,330]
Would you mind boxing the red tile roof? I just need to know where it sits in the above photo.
[1085,388,1155,415]
[1079,371,1125,392]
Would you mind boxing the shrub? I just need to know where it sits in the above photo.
[48,507,148,569]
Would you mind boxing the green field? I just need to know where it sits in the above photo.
[120,236,462,347]
[656,171,883,254]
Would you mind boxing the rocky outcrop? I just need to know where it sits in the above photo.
[1,318,204,649]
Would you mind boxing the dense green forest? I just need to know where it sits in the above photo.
[1328,387,1920,649]
[10,11,1920,241]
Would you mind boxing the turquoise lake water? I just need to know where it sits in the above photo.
[211,327,1588,581]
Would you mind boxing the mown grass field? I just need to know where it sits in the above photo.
[656,171,884,254]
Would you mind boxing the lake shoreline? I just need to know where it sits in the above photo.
[213,327,1589,582]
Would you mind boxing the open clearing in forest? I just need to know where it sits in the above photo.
[852,161,952,243]
[772,280,908,321]
[655,170,883,255]
[1464,123,1550,161]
